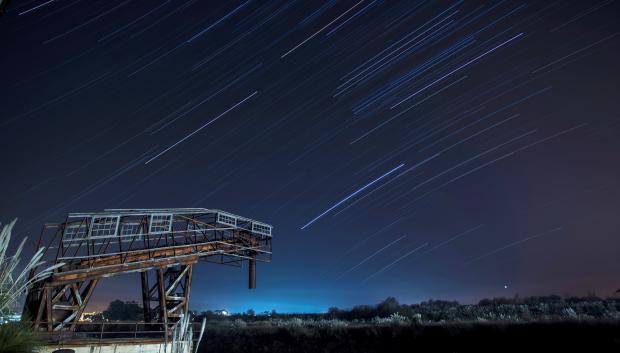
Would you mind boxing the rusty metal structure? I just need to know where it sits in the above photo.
[23,208,272,334]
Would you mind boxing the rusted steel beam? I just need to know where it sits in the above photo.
[34,288,46,327]
[140,272,151,322]
[24,208,272,334]
[70,283,82,306]
[69,279,97,331]
[69,241,224,267]
[185,265,193,316]
[51,285,70,304]
[45,287,52,332]
[165,266,189,296]
[52,304,79,310]
[50,255,200,285]
[157,268,168,332]
[50,242,266,284]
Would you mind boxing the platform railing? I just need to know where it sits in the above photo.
[27,321,201,344]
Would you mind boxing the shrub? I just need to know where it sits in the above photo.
[232,319,247,328]
[0,322,41,353]
[102,300,143,321]
[0,219,61,353]
[371,313,409,325]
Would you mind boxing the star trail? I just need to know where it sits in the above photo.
[1,0,619,313]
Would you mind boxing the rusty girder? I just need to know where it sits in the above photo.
[24,208,272,334]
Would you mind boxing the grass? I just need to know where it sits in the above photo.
[197,319,620,353]
[0,219,61,353]
[191,296,620,353]
[0,322,42,353]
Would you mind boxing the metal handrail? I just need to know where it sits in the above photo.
[26,321,201,344]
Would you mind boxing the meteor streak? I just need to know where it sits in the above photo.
[300,163,405,230]
[144,91,258,165]
[334,153,440,216]
[186,0,252,43]
[390,32,525,109]
[281,0,365,58]
[19,0,56,15]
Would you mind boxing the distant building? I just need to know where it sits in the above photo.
[260,310,276,317]
[214,309,230,316]
[80,311,102,322]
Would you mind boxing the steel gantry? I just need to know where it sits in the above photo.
[23,208,272,333]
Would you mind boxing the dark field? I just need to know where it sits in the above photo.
[192,296,620,353]
[197,320,620,353]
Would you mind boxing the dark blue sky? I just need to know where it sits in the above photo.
[1,0,619,313]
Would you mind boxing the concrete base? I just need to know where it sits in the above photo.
[39,339,192,353]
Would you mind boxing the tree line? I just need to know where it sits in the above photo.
[96,294,620,323]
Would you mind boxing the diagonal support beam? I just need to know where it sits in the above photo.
[165,265,189,296]
[69,279,98,331]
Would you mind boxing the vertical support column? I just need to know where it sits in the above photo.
[33,286,47,329]
[45,286,53,332]
[140,271,152,322]
[157,268,168,333]
[184,264,193,318]
[249,256,256,289]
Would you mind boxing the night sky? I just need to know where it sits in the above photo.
[1,0,619,313]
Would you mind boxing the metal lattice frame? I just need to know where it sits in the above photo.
[23,208,272,333]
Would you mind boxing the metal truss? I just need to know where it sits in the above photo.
[141,264,192,330]
[23,208,272,334]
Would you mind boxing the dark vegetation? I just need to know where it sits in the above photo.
[194,294,620,323]
[100,295,620,352]
[99,300,143,321]
[0,322,41,353]
[198,320,620,353]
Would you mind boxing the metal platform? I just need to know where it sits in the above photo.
[23,208,272,333]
